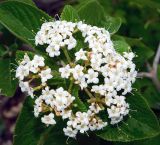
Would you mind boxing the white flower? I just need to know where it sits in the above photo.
[89,117,108,131]
[32,55,45,68]
[34,96,43,117]
[113,95,125,106]
[42,86,55,98]
[20,53,30,65]
[75,76,87,89]
[41,113,56,126]
[123,52,135,60]
[75,112,90,133]
[35,31,46,45]
[72,65,84,80]
[90,53,103,70]
[34,106,41,117]
[59,65,71,78]
[105,95,113,106]
[89,103,102,114]
[104,78,114,92]
[53,87,75,111]
[63,126,78,138]
[75,48,87,61]
[66,37,77,50]
[110,116,123,125]
[39,68,53,83]
[60,110,72,119]
[16,65,29,80]
[85,69,99,84]
[19,81,34,98]
[46,45,60,57]
[91,85,106,96]
[76,112,90,125]
[107,105,121,118]
[41,86,55,105]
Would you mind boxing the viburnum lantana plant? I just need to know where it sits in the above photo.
[15,20,137,138]
[0,1,159,144]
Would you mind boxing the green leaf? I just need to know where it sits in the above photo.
[77,0,121,33]
[0,44,6,57]
[0,0,51,47]
[43,125,78,145]
[101,16,121,34]
[113,40,131,54]
[114,134,160,145]
[13,97,77,145]
[123,37,154,61]
[133,79,160,109]
[13,97,45,145]
[96,92,160,142]
[77,0,106,26]
[16,50,35,63]
[14,0,35,6]
[128,0,160,9]
[61,5,80,22]
[72,85,87,112]
[0,58,17,96]
[114,36,154,68]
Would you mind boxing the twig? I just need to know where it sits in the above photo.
[68,79,74,93]
[138,43,160,91]
[84,88,95,98]
[137,72,152,78]
[62,47,72,64]
[153,43,160,74]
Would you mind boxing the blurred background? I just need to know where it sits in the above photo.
[0,0,160,145]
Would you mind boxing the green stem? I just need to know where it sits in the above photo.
[84,88,94,98]
[33,85,44,91]
[68,78,74,93]
[88,98,105,104]
[62,47,72,64]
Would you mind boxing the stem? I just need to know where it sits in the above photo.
[33,85,44,91]
[28,75,40,83]
[28,74,39,79]
[62,47,72,64]
[84,88,94,98]
[153,43,160,73]
[138,42,160,92]
[68,78,74,93]
[42,103,51,112]
[88,98,105,104]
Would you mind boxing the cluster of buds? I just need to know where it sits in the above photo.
[16,20,137,138]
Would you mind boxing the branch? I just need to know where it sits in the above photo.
[137,72,152,78]
[138,42,160,92]
[153,43,160,74]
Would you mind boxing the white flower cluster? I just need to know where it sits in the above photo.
[34,86,108,138]
[16,54,53,98]
[16,54,109,138]
[55,21,137,125]
[15,20,137,139]
[35,21,77,57]
[34,86,75,124]
[55,21,137,93]
[64,103,108,138]
[106,95,129,124]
